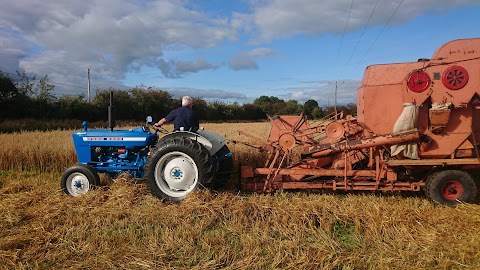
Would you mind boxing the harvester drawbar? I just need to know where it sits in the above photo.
[237,38,480,205]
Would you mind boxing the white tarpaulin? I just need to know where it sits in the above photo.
[391,103,419,159]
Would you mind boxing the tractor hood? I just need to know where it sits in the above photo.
[72,127,158,163]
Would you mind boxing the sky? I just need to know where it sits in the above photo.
[1,0,480,106]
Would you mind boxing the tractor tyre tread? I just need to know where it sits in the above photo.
[145,137,214,202]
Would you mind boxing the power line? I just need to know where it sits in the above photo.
[345,0,380,65]
[327,0,355,113]
[331,0,355,80]
[2,71,87,90]
[48,81,87,90]
[352,0,405,73]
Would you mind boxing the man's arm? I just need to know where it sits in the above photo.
[155,109,177,126]
[155,118,167,126]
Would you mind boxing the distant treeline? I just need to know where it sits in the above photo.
[0,70,356,123]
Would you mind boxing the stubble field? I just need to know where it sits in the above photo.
[1,121,480,269]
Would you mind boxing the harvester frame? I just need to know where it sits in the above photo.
[238,38,480,205]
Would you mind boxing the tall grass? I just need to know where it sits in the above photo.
[0,122,270,173]
[0,130,76,172]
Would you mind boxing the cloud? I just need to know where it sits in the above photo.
[155,58,220,78]
[229,47,275,70]
[164,87,247,101]
[176,59,218,73]
[0,0,236,93]
[2,0,478,100]
[17,50,129,96]
[275,79,361,106]
[0,29,31,73]
[246,0,480,42]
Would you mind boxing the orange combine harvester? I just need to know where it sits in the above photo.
[237,38,480,205]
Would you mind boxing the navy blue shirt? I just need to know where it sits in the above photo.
[164,106,199,132]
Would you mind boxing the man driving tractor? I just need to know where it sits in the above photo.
[155,95,199,132]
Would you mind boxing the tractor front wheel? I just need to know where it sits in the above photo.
[426,170,477,205]
[145,137,214,202]
[61,164,100,196]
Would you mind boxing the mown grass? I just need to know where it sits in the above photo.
[1,122,480,269]
[1,171,480,269]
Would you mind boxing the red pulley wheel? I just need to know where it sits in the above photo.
[442,65,469,90]
[325,122,345,139]
[407,70,430,93]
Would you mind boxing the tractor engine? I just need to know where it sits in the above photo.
[94,146,150,173]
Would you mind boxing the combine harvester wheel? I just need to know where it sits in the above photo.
[426,170,477,205]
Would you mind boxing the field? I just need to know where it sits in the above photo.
[1,122,480,269]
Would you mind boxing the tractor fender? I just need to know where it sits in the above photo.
[159,130,226,156]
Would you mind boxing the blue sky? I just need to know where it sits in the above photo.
[1,0,480,106]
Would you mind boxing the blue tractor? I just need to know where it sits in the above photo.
[61,93,232,202]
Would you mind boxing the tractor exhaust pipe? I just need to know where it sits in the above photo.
[108,91,115,131]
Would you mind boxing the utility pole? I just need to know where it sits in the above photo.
[334,81,338,120]
[87,66,91,102]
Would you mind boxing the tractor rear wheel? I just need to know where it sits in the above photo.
[61,164,100,196]
[426,170,477,205]
[145,137,214,202]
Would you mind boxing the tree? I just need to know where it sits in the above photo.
[227,102,244,120]
[311,107,323,119]
[253,95,286,116]
[253,95,283,105]
[56,95,90,120]
[35,75,55,101]
[0,72,23,119]
[345,103,357,116]
[241,104,266,120]
[304,99,319,118]
[284,100,303,114]
[0,72,18,101]
[2,68,348,122]
[129,86,174,120]
[15,69,35,97]
[0,70,35,118]
[206,101,229,121]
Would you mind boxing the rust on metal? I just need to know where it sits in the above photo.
[309,129,419,158]
[253,168,377,177]
[236,38,480,196]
